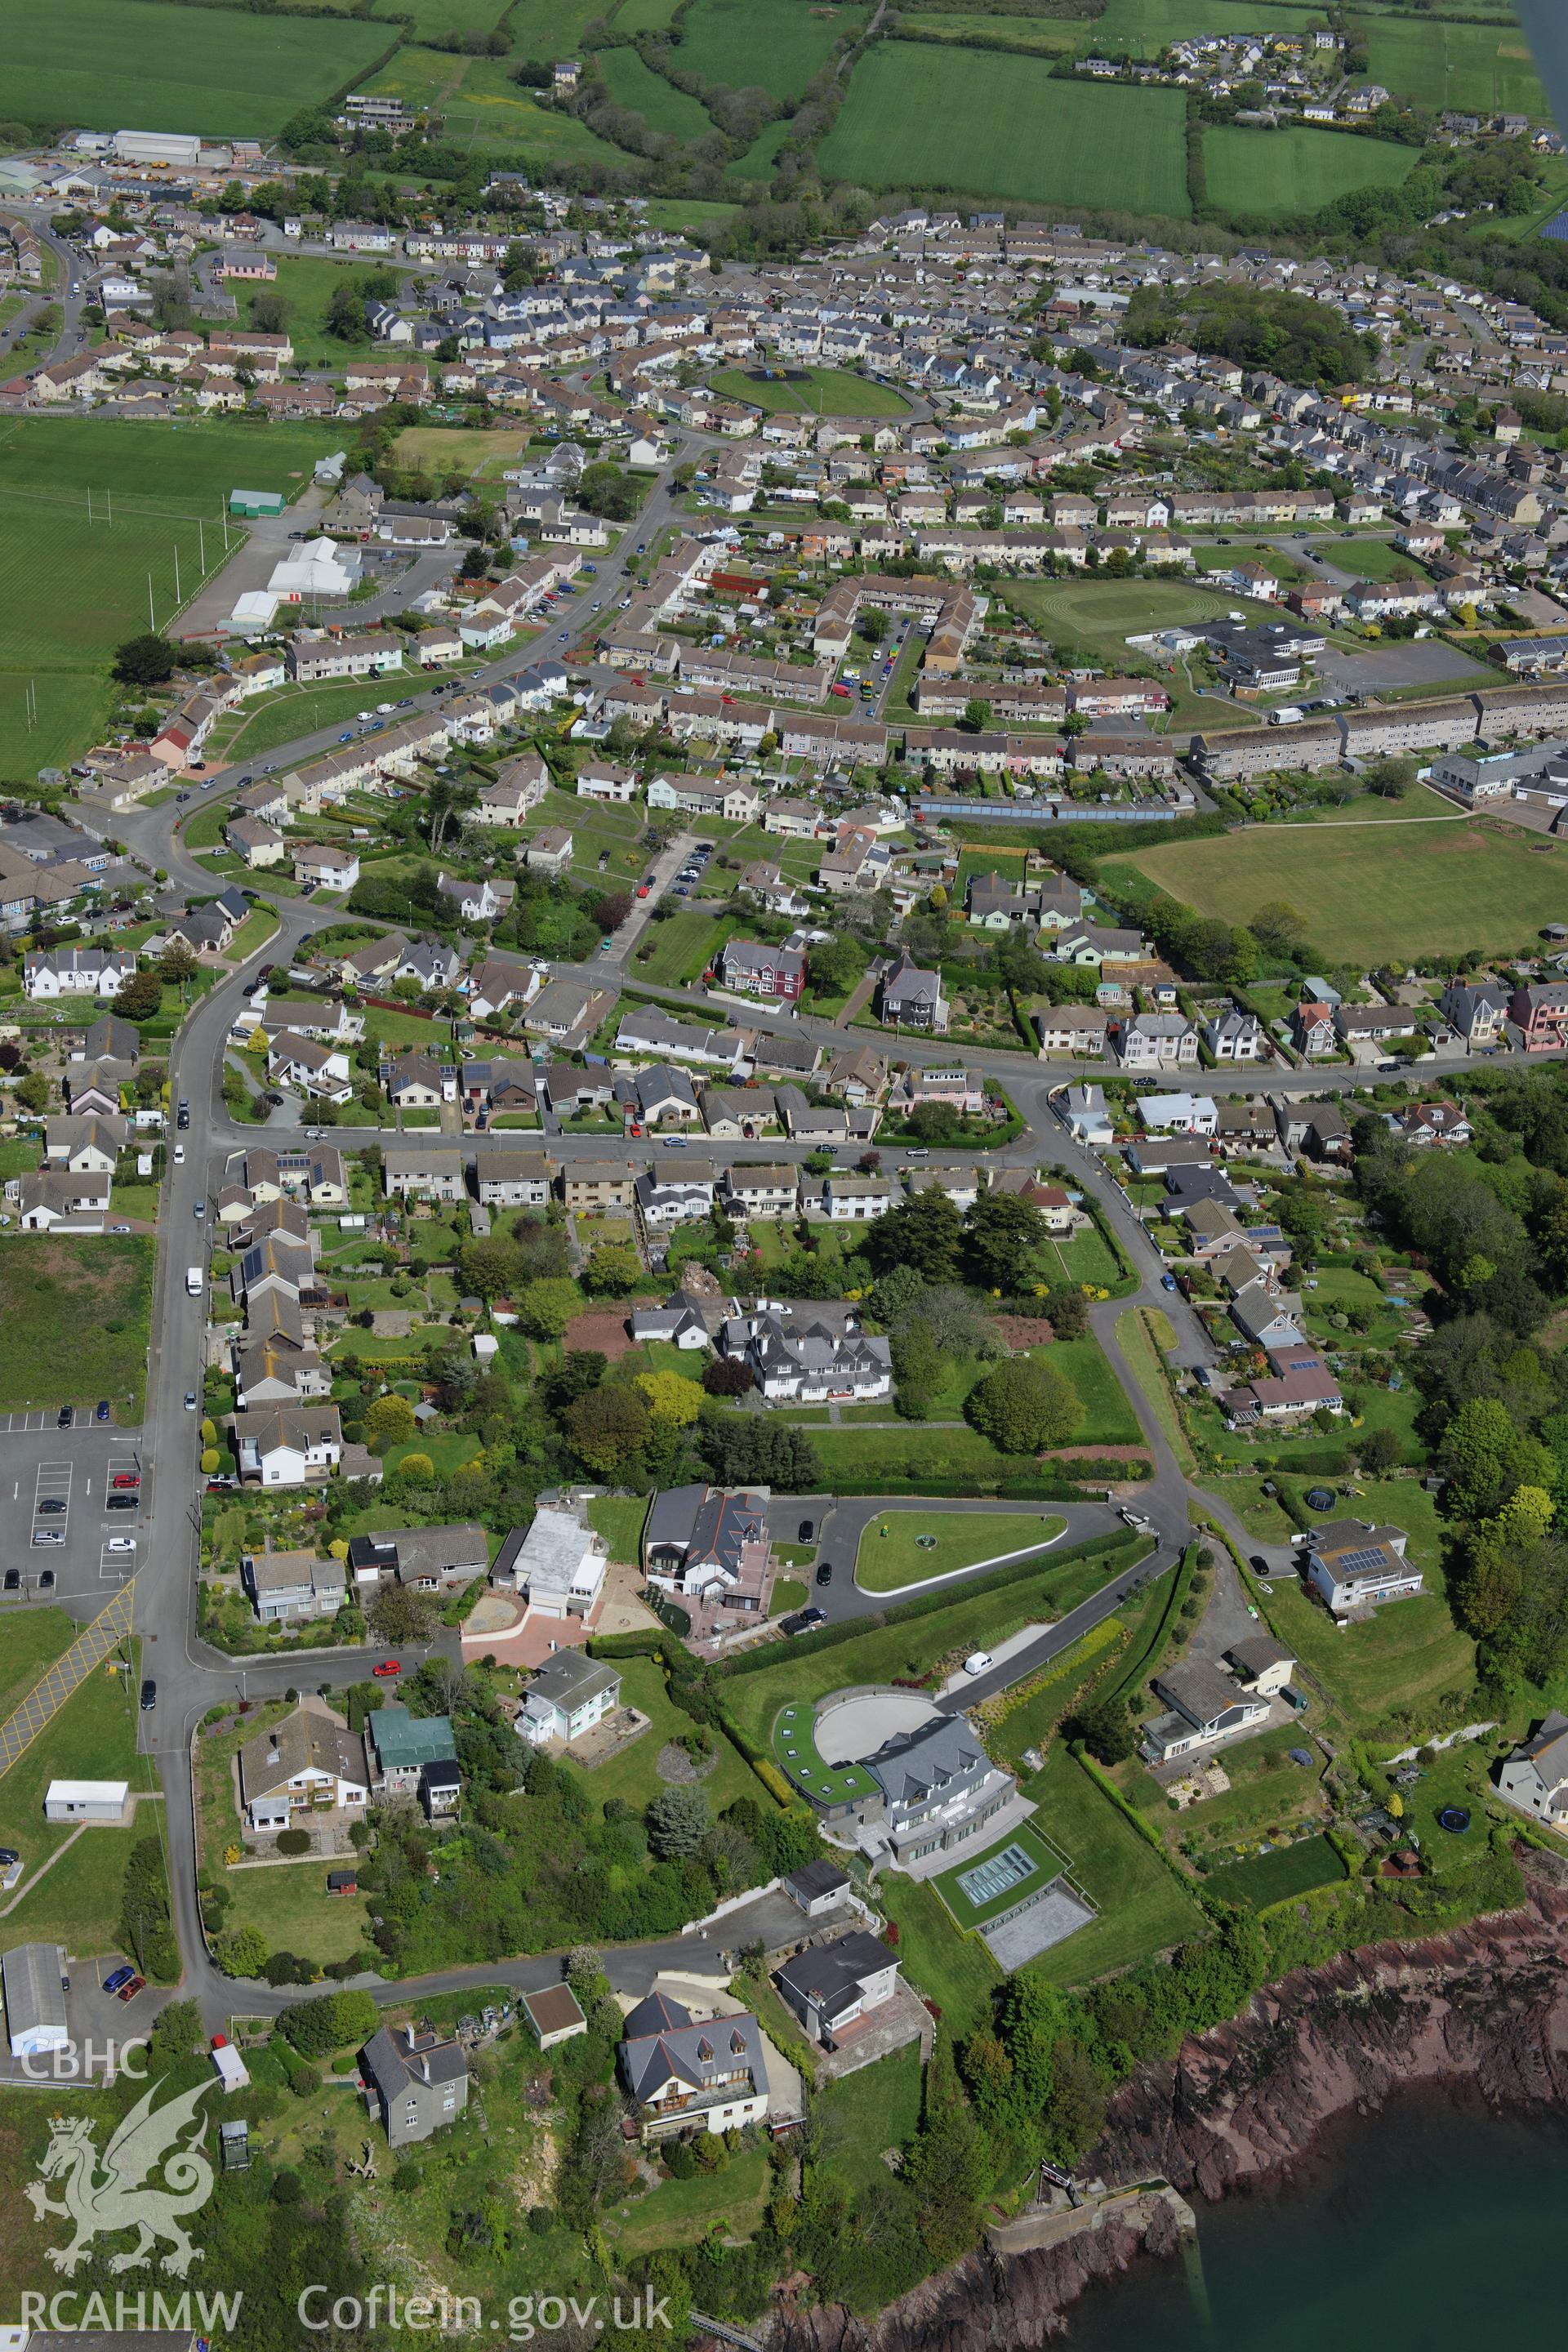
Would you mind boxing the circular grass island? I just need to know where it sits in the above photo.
[708,362,911,418]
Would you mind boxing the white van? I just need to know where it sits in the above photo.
[963,1650,993,1677]
[185,1266,203,1297]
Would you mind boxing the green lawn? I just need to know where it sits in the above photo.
[1024,1748,1208,1988]
[1204,124,1419,217]
[813,2045,924,2193]
[233,255,394,370]
[855,1510,1065,1594]
[0,1607,76,1722]
[678,0,868,102]
[632,906,730,985]
[1045,1334,1143,1449]
[564,1655,770,1815]
[0,1651,158,1933]
[1360,17,1547,118]
[819,47,1190,214]
[0,0,391,135]
[728,117,794,181]
[933,1819,1071,1931]
[724,1539,1140,1753]
[876,1873,997,2041]
[0,1235,154,1416]
[195,1696,371,1963]
[1001,574,1276,678]
[1203,1832,1348,1910]
[594,45,715,138]
[608,2145,769,2256]
[709,363,911,418]
[1102,817,1568,966]
[586,1495,648,1566]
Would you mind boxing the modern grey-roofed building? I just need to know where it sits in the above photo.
[2,1940,69,2057]
[361,2021,470,2147]
[1141,1659,1271,1765]
[642,1482,775,1615]
[518,1651,622,1746]
[774,1931,901,2047]
[1499,1713,1568,1821]
[347,1522,489,1594]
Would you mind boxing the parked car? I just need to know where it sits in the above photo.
[56,1405,72,1428]
[781,1606,827,1636]
[183,1392,198,1411]
[139,1678,156,1710]
[117,1975,146,2002]
[798,1518,815,1543]
[372,1659,402,1678]
[105,1537,136,1556]
[814,1561,833,1587]
[963,1650,993,1677]
[95,1400,109,1423]
[103,1966,136,1995]
[37,1570,54,1589]
[36,1499,65,1516]
[1160,1272,1178,1292]
[111,1472,140,1490]
[2,1570,19,1592]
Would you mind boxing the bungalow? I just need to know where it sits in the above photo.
[238,1699,367,1831]
[1140,1659,1271,1765]
[384,1049,448,1111]
[16,1170,110,1233]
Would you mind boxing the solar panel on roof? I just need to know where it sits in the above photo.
[1337,1547,1392,1575]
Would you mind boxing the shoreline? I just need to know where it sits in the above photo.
[746,1858,1568,2352]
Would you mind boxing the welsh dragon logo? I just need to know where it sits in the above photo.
[26,2076,216,2276]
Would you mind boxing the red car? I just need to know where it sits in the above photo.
[829,682,850,697]
[636,883,650,898]
[111,1472,140,1490]
[372,1659,402,1679]
[116,1975,146,2002]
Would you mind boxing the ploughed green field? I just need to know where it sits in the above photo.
[1358,19,1547,118]
[0,415,336,772]
[0,0,391,136]
[709,363,911,416]
[1102,817,1568,967]
[676,0,868,103]
[594,45,716,140]
[1204,124,1420,218]
[818,45,1190,215]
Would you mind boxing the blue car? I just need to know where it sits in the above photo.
[102,1965,136,1995]
[338,731,354,742]
[1160,1272,1178,1292]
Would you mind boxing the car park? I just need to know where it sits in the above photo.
[106,1537,136,1555]
[36,1499,65,1516]
[117,1975,146,2002]
[2,1570,18,1592]
[112,1472,140,1489]
[32,1530,63,1546]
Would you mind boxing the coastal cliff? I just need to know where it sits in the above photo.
[754,1862,1568,2352]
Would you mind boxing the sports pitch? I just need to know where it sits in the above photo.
[709,363,911,416]
[1104,817,1568,966]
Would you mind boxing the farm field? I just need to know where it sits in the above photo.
[1358,19,1547,116]
[728,118,794,180]
[1102,817,1568,965]
[709,363,910,416]
[818,45,1190,215]
[0,1236,155,1418]
[594,46,716,139]
[363,50,627,164]
[615,0,682,26]
[1204,124,1419,217]
[0,0,391,136]
[910,0,1356,53]
[676,0,867,103]
[507,0,614,56]
[0,415,335,770]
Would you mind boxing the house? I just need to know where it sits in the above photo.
[476,1147,550,1207]
[346,1524,489,1594]
[22,945,136,999]
[1205,1009,1265,1063]
[1058,1083,1114,1144]
[383,1147,466,1202]
[1136,1091,1216,1137]
[560,1160,639,1212]
[774,1931,901,2048]
[1229,1278,1305,1351]
[518,1651,623,1746]
[1396,1098,1472,1147]
[243,1548,348,1625]
[16,1169,110,1233]
[522,1984,589,2049]
[617,1991,769,2140]
[525,826,576,876]
[1036,1005,1111,1059]
[524,977,616,1049]
[818,1174,895,1224]
[42,1114,127,1174]
[720,1301,891,1401]
[1140,1659,1272,1765]
[233,1403,343,1487]
[268,1031,354,1105]
[643,1482,777,1619]
[385,1049,447,1111]
[365,1703,459,1796]
[878,951,948,1032]
[1511,981,1568,1053]
[724,1162,802,1219]
[717,938,806,1002]
[1293,1000,1339,1058]
[437,871,514,924]
[292,842,360,893]
[1112,1013,1199,1071]
[492,1495,607,1620]
[1439,980,1510,1049]
[1223,1636,1296,1699]
[361,2022,469,2149]
[1301,1520,1422,1615]
[1499,1714,1568,1823]
[238,1699,368,1831]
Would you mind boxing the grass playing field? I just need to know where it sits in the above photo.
[0,415,336,772]
[1000,574,1278,670]
[1358,18,1547,118]
[818,43,1189,214]
[0,0,391,136]
[708,362,911,416]
[1103,817,1568,965]
[594,45,716,140]
[855,1511,1066,1594]
[1204,124,1420,217]
[675,0,868,104]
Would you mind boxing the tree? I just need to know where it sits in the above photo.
[368,1584,435,1646]
[1355,1425,1402,1475]
[158,940,198,983]
[581,1241,641,1297]
[12,1072,48,1115]
[1067,1697,1134,1764]
[114,632,177,687]
[635,1370,702,1427]
[216,1924,270,1979]
[364,1392,416,1450]
[593,890,633,933]
[519,1276,580,1339]
[456,1236,520,1302]
[891,1319,942,1419]
[703,1355,752,1396]
[645,1786,712,1857]
[577,462,641,522]
[1251,899,1307,958]
[966,1356,1085,1454]
[1045,1284,1089,1339]
[961,697,992,733]
[866,1191,963,1283]
[859,609,888,644]
[564,1382,650,1475]
[1366,755,1417,800]
[280,1988,378,2058]
[964,1192,1049,1293]
[114,970,163,1022]
[325,280,370,342]
[394,1451,434,1484]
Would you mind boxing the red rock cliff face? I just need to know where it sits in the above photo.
[747,1869,1568,2352]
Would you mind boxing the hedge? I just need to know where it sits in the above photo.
[1098,1543,1195,1708]
[795,1465,1147,1499]
[1073,1744,1173,1860]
